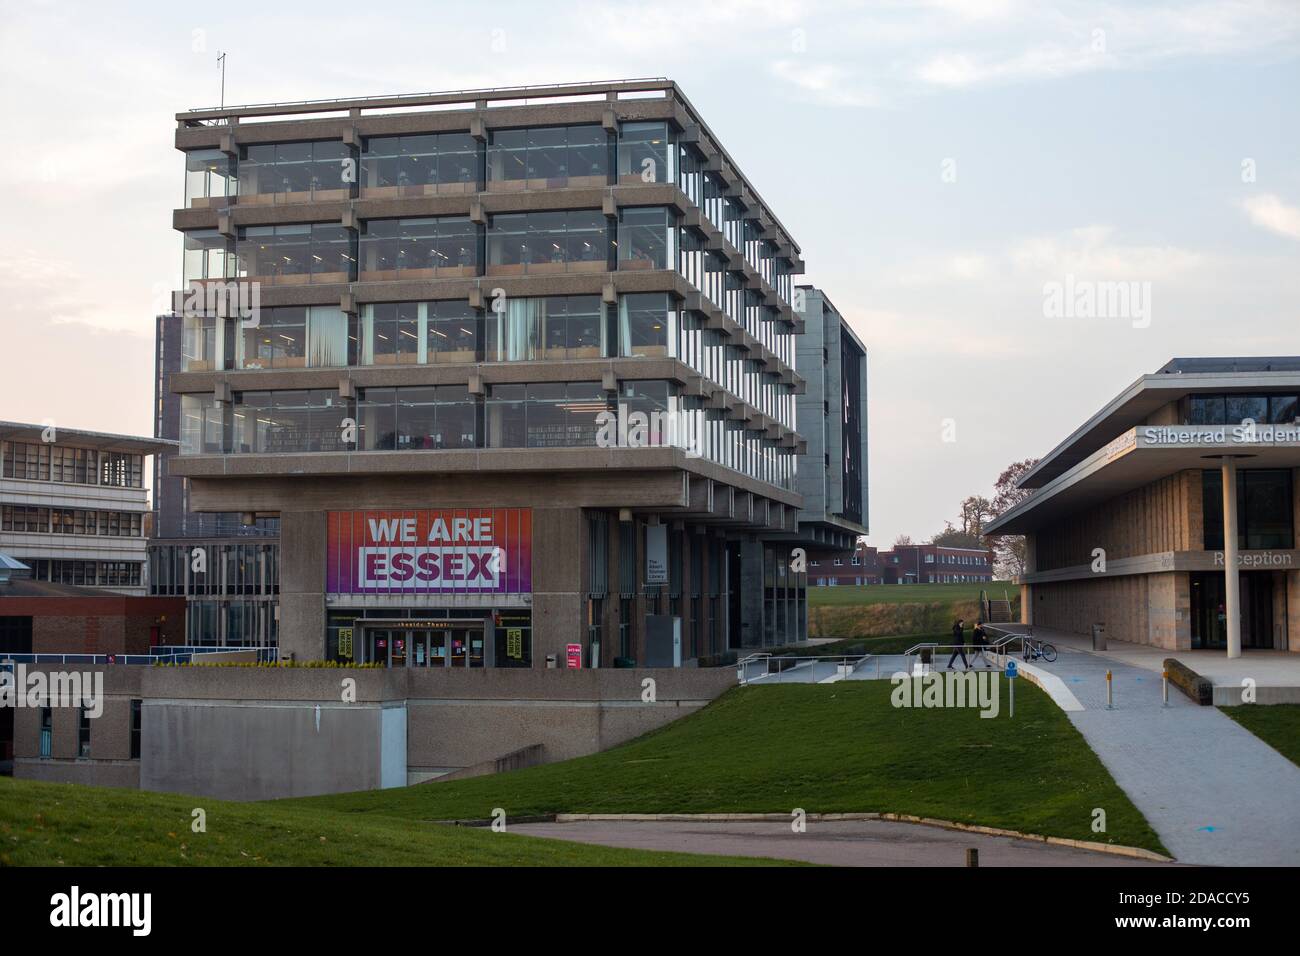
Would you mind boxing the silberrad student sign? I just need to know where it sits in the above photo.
[326,509,532,595]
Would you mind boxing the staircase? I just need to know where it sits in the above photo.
[984,589,1014,624]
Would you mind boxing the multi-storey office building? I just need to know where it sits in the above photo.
[169,79,815,667]
[0,422,172,596]
[149,314,281,647]
[985,357,1300,656]
[793,287,868,553]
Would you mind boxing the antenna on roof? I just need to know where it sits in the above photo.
[217,51,227,109]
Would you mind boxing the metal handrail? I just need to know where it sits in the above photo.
[184,77,673,117]
[737,653,874,685]
[0,646,279,667]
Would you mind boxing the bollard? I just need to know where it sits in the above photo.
[1106,669,1113,710]
[1162,669,1169,708]
[966,848,979,868]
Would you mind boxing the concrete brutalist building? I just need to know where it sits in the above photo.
[165,78,867,669]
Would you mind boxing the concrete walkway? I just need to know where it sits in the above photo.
[512,818,1165,867]
[1003,635,1300,866]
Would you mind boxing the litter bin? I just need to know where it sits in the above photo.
[1091,623,1106,651]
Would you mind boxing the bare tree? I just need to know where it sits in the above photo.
[986,459,1039,578]
[893,534,914,547]
[959,495,993,537]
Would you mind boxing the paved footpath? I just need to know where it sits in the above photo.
[512,818,1163,867]
[1029,647,1300,866]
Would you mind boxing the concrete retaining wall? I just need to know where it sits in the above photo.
[12,664,737,800]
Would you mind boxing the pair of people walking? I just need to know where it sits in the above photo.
[947,618,993,670]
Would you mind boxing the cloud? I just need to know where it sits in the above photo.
[770,59,885,107]
[1240,194,1300,240]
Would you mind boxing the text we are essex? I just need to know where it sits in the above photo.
[358,516,506,588]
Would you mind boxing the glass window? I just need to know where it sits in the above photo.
[1203,469,1295,550]
[618,292,675,358]
[487,211,609,275]
[485,295,604,362]
[181,394,224,454]
[1225,394,1268,424]
[237,140,352,204]
[361,133,478,197]
[362,303,421,366]
[426,301,479,364]
[182,313,223,371]
[231,390,346,454]
[359,216,477,279]
[236,223,353,285]
[183,230,232,284]
[130,699,142,759]
[239,307,306,369]
[618,206,675,270]
[486,382,607,448]
[184,148,236,208]
[488,125,609,190]
[1269,395,1299,423]
[617,381,678,447]
[618,122,674,184]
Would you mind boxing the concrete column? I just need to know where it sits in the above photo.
[279,511,328,662]
[1222,457,1242,659]
[739,537,765,647]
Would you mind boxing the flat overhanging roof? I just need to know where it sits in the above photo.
[1019,360,1300,489]
[0,421,176,455]
[987,423,1300,535]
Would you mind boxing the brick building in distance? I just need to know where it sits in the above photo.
[810,541,994,586]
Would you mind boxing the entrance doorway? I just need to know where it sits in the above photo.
[363,625,486,667]
[1190,571,1281,650]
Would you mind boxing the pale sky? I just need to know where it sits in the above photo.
[1,0,1297,545]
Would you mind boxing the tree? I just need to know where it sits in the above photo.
[930,523,983,549]
[986,459,1039,578]
[893,534,914,547]
[959,495,993,537]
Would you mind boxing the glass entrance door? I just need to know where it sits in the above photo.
[1190,572,1226,649]
[1242,573,1275,650]
[367,629,391,665]
[446,628,485,667]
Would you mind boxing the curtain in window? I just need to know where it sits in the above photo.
[496,297,544,361]
[308,307,348,367]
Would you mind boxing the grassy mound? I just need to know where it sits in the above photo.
[0,777,781,867]
[289,681,1165,854]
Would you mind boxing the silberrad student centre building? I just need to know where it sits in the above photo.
[987,357,1300,657]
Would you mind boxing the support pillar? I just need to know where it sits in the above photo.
[1222,457,1242,659]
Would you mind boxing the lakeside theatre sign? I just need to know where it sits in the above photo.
[326,509,532,595]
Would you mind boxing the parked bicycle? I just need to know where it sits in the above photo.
[1022,637,1058,663]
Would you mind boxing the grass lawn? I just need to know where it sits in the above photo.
[0,776,786,867]
[1218,704,1300,768]
[808,582,1019,608]
[289,682,1166,855]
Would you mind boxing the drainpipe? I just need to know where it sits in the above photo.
[1222,456,1242,659]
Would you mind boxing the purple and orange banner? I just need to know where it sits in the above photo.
[326,509,532,595]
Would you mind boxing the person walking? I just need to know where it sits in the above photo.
[970,622,993,668]
[947,618,969,670]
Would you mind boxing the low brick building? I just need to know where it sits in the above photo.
[0,557,186,656]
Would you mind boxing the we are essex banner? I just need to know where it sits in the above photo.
[326,509,532,595]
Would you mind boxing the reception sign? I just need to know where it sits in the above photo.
[326,509,532,595]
